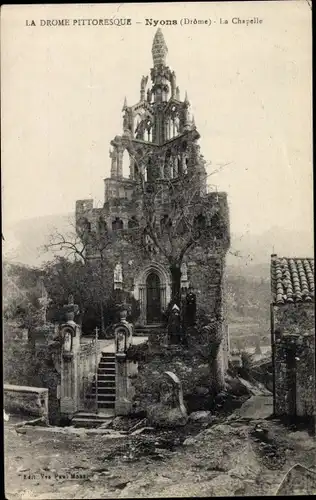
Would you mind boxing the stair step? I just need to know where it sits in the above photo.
[99,363,115,369]
[101,353,116,358]
[71,410,114,428]
[97,382,116,392]
[98,402,115,409]
[71,418,109,428]
[74,411,114,419]
[87,394,115,401]
[90,387,115,394]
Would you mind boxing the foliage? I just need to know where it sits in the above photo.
[226,273,270,324]
[41,257,140,334]
[3,262,44,346]
[238,351,255,381]
[118,141,230,302]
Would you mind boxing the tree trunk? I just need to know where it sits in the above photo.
[100,301,105,335]
[169,263,182,305]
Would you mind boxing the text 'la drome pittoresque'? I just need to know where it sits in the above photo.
[25,17,263,27]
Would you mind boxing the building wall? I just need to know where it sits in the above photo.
[76,188,229,325]
[272,302,315,420]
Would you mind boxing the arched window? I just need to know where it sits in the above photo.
[78,217,91,234]
[194,214,206,231]
[134,114,145,140]
[160,214,172,231]
[174,116,180,136]
[147,157,153,183]
[162,85,169,102]
[121,150,130,179]
[128,216,138,229]
[177,154,182,175]
[112,217,123,231]
[98,217,107,234]
[181,141,188,152]
[168,117,173,139]
[164,150,172,178]
[146,120,152,142]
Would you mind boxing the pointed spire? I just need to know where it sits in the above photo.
[184,91,189,104]
[152,28,168,67]
[192,114,196,126]
[122,97,127,111]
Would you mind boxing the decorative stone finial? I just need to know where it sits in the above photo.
[62,295,79,323]
[184,91,189,104]
[152,28,168,67]
[122,96,128,111]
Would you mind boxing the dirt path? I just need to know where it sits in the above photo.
[5,410,316,499]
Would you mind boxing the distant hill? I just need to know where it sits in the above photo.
[3,213,314,280]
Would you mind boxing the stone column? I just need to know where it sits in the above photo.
[60,321,81,417]
[161,286,166,311]
[139,285,146,325]
[59,298,81,419]
[117,149,123,178]
[110,148,117,177]
[114,321,134,416]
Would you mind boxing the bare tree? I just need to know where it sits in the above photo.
[123,146,230,305]
[41,217,114,334]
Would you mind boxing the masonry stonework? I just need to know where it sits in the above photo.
[270,255,315,431]
[75,29,230,345]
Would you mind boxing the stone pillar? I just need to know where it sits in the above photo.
[59,321,81,417]
[59,297,81,418]
[139,285,146,325]
[161,286,166,311]
[117,149,123,178]
[114,320,134,416]
[110,148,117,177]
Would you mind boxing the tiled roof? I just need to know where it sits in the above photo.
[271,255,314,305]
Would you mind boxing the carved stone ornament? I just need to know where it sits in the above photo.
[60,324,74,360]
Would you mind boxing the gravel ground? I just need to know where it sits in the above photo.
[5,406,316,499]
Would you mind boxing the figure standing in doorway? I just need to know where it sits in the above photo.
[168,303,181,345]
[184,286,197,327]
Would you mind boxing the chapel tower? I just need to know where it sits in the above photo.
[103,28,207,204]
[76,29,230,331]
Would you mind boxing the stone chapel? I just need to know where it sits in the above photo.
[75,29,230,333]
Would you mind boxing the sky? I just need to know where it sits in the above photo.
[1,1,313,240]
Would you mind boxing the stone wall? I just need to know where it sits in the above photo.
[3,338,61,424]
[4,384,48,422]
[272,302,315,422]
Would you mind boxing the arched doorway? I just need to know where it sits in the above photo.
[146,272,161,324]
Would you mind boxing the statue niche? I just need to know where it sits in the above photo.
[123,109,132,134]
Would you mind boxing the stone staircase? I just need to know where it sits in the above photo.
[71,351,116,428]
[89,352,116,410]
[71,410,114,428]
